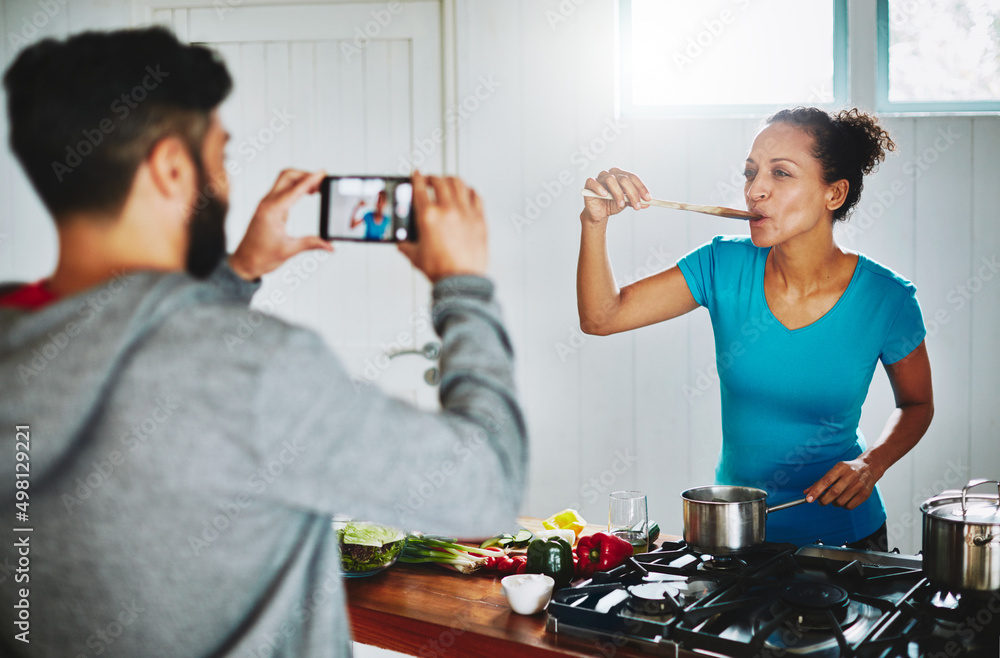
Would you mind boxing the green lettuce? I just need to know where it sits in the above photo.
[337,522,406,574]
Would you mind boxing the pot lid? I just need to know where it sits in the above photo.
[922,479,1000,523]
[923,498,1000,522]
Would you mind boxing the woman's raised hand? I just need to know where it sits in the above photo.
[581,167,652,225]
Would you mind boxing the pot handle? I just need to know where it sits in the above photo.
[767,497,808,513]
[961,479,1000,516]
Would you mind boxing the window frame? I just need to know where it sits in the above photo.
[617,0,849,118]
[875,0,1000,114]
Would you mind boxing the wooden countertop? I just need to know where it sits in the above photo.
[345,519,687,657]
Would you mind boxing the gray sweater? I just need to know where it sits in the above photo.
[0,262,526,657]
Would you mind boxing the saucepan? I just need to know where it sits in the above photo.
[681,485,807,554]
[921,479,1000,592]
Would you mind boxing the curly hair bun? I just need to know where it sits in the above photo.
[834,108,896,176]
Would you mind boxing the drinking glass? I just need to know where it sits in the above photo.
[608,490,648,555]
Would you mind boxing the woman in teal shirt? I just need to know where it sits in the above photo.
[576,107,934,548]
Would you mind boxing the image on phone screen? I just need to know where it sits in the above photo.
[320,176,415,242]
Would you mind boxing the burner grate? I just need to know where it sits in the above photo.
[857,579,1000,657]
[545,541,953,658]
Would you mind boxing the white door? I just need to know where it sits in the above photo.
[138,1,445,409]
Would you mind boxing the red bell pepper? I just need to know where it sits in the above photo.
[575,532,634,578]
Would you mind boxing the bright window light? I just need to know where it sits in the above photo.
[886,0,1000,103]
[626,0,840,110]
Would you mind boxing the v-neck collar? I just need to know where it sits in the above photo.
[758,248,862,335]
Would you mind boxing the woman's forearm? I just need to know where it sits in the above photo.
[804,402,933,508]
[576,215,621,335]
[576,169,700,336]
[863,401,934,478]
[805,342,933,508]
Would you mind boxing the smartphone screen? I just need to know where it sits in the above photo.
[319,176,416,242]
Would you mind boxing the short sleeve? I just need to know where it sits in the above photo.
[677,237,719,307]
[880,285,926,364]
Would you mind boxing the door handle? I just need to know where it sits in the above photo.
[387,342,440,361]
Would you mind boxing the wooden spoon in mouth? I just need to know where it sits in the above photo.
[581,189,761,221]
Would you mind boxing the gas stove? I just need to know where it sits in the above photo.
[546,540,1000,657]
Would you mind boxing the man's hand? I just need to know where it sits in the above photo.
[229,169,333,280]
[398,172,488,283]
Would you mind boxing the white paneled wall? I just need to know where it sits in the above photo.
[0,0,998,563]
[180,2,443,408]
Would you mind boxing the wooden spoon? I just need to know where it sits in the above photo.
[581,189,760,221]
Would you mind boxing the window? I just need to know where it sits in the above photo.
[877,0,1000,112]
[619,0,848,117]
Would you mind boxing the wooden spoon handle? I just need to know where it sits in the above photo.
[581,189,760,221]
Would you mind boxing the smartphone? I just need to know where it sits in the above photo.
[319,175,416,242]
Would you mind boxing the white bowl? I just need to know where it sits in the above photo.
[501,574,555,615]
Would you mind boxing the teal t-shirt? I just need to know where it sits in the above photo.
[678,236,926,545]
[363,211,390,241]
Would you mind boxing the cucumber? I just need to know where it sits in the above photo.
[480,528,534,550]
[511,528,534,548]
[481,533,513,549]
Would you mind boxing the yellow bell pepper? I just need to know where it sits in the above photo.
[542,508,587,539]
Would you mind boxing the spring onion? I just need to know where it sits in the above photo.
[400,535,507,574]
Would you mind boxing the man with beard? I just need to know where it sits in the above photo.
[0,27,526,658]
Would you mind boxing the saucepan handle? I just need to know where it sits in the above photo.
[767,497,808,514]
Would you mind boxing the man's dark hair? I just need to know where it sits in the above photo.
[3,27,232,221]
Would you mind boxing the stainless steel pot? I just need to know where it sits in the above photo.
[921,479,1000,592]
[682,485,806,554]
